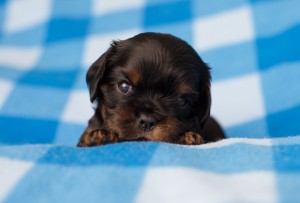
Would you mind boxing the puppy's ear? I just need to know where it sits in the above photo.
[197,64,212,129]
[86,43,117,102]
[198,82,211,129]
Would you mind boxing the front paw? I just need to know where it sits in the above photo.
[178,132,203,145]
[77,129,118,147]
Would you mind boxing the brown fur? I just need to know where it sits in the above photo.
[77,32,225,147]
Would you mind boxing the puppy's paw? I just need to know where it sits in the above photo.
[179,132,203,145]
[77,129,118,147]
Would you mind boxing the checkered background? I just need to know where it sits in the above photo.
[1,1,300,202]
[1,0,299,146]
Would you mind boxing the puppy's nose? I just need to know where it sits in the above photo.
[138,115,156,131]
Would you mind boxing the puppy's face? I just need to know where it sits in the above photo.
[85,33,211,144]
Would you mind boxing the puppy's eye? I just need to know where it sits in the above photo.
[117,81,132,95]
[177,96,187,106]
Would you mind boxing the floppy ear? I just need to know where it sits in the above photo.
[86,44,116,102]
[196,63,212,129]
[198,81,211,129]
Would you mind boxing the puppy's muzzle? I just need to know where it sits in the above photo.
[138,114,157,131]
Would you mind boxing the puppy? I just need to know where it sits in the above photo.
[77,32,225,147]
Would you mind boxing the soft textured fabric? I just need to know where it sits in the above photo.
[1,137,300,202]
[0,0,300,202]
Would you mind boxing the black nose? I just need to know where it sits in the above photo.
[138,115,156,131]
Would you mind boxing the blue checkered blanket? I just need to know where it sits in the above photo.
[0,0,300,202]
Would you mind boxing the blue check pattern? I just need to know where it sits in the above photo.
[0,0,300,202]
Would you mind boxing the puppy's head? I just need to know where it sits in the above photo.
[87,32,211,143]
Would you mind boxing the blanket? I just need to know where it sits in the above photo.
[1,137,300,202]
[0,0,300,202]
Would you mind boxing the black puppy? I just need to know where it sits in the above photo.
[77,32,225,147]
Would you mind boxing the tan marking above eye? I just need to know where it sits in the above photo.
[179,82,197,95]
[123,68,142,86]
